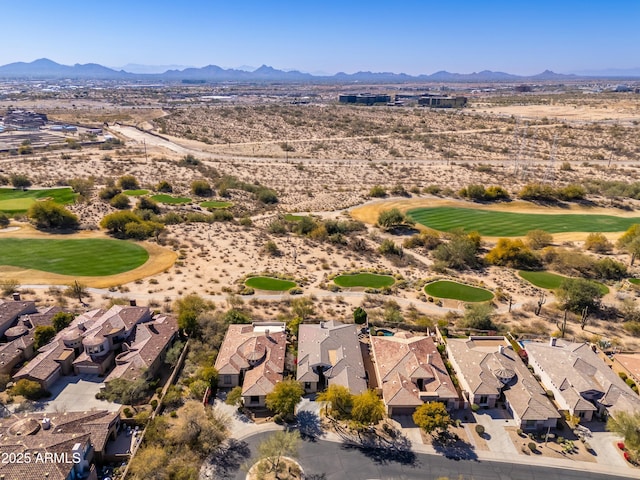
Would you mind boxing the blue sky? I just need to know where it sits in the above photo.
[2,0,638,75]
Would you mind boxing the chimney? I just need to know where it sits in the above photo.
[265,329,270,337]
[12,292,20,301]
[426,354,432,364]
[550,337,557,347]
[129,299,137,307]
[498,345,505,355]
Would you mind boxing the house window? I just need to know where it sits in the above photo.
[578,411,585,418]
[250,396,260,404]
[304,382,311,390]
[525,420,536,428]
[479,395,489,405]
[223,375,231,385]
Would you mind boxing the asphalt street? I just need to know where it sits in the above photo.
[209,431,638,480]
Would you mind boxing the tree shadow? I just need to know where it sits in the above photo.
[207,439,251,479]
[296,410,324,442]
[340,429,418,467]
[432,431,478,461]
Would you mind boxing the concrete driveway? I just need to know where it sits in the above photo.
[38,374,120,413]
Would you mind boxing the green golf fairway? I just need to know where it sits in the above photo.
[245,276,297,291]
[629,278,640,285]
[0,188,77,214]
[0,238,149,276]
[123,189,150,196]
[519,270,609,294]
[424,280,494,302]
[200,201,233,208]
[407,207,640,236]
[334,273,395,288]
[151,194,192,204]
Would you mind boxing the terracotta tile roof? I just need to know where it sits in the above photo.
[215,323,287,397]
[297,321,367,394]
[14,338,70,382]
[0,300,37,334]
[0,334,34,367]
[614,353,640,382]
[21,305,64,328]
[371,334,458,408]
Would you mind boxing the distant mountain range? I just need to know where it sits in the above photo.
[0,58,638,83]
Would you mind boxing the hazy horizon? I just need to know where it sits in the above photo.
[2,0,639,76]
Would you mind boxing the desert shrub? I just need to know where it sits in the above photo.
[584,233,613,253]
[486,238,541,269]
[256,188,278,204]
[0,212,11,228]
[137,196,161,214]
[379,239,403,257]
[99,185,122,200]
[12,379,46,400]
[475,424,485,435]
[191,180,213,197]
[526,230,553,250]
[110,193,131,209]
[28,201,79,230]
[155,180,173,192]
[368,185,387,198]
[528,442,537,452]
[118,175,140,190]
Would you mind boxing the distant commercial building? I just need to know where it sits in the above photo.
[515,85,533,93]
[339,93,391,105]
[418,94,467,108]
[2,109,47,130]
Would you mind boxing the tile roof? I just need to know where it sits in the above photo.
[614,353,640,382]
[14,338,71,382]
[371,334,458,408]
[215,323,287,397]
[297,321,367,394]
[448,337,560,422]
[0,300,37,334]
[526,339,640,417]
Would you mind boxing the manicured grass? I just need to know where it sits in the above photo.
[424,280,494,302]
[200,200,233,209]
[284,214,307,222]
[518,270,565,289]
[334,273,395,288]
[0,187,77,214]
[151,194,192,204]
[407,206,640,237]
[245,276,297,291]
[519,270,609,294]
[0,238,149,276]
[123,189,150,196]
[629,278,640,285]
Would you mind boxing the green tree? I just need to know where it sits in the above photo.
[351,390,385,427]
[265,379,304,421]
[136,196,161,214]
[12,379,46,400]
[223,308,251,324]
[191,179,213,197]
[257,188,278,204]
[317,384,353,419]
[52,312,74,332]
[618,224,640,264]
[412,402,451,436]
[127,446,168,480]
[10,173,31,189]
[526,229,553,250]
[109,193,131,209]
[174,294,214,336]
[67,177,94,201]
[164,340,184,366]
[28,201,79,230]
[98,377,149,405]
[353,307,368,325]
[99,185,121,200]
[225,386,244,407]
[118,174,140,190]
[168,401,230,458]
[432,230,481,269]
[155,180,173,192]
[377,208,411,230]
[291,297,315,320]
[65,281,87,304]
[607,410,640,461]
[556,278,604,313]
[0,212,9,228]
[100,211,141,234]
[584,232,613,254]
[34,325,56,349]
[460,303,495,331]
[486,238,540,269]
[256,430,301,477]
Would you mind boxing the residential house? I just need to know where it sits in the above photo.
[612,353,640,387]
[0,333,34,376]
[297,321,367,394]
[526,338,640,421]
[14,305,178,390]
[215,322,287,407]
[0,297,37,337]
[447,336,560,430]
[0,409,119,480]
[370,333,458,416]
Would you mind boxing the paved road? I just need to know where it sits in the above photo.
[207,431,638,480]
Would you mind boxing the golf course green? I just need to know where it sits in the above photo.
[407,207,640,236]
[0,188,77,214]
[151,194,192,204]
[0,238,149,276]
[519,270,609,294]
[123,189,150,196]
[333,273,395,288]
[201,200,233,209]
[245,276,297,291]
[424,280,494,302]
